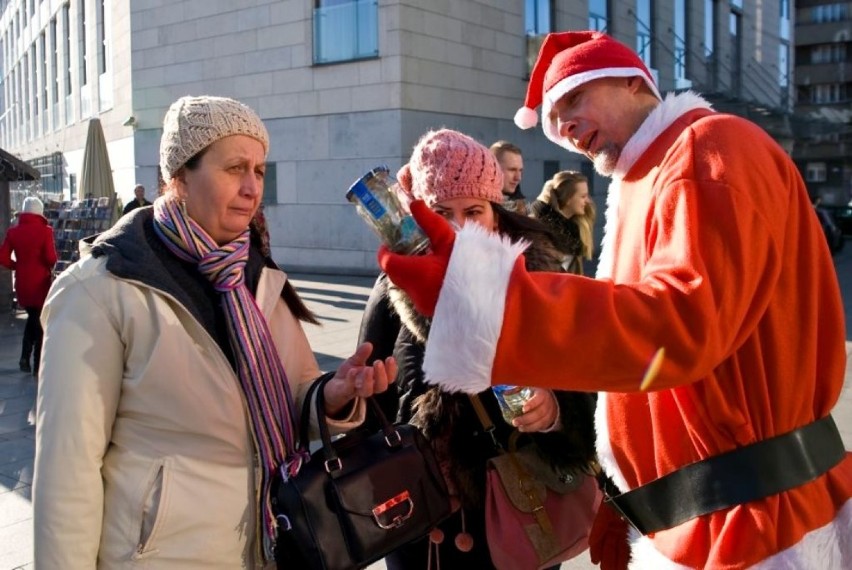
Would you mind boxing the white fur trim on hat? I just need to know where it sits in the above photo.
[423,223,528,393]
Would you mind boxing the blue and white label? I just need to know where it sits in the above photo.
[349,180,387,221]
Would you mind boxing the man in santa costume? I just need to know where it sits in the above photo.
[379,31,851,569]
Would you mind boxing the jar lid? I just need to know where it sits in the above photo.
[346,165,390,201]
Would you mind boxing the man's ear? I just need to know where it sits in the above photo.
[626,76,643,93]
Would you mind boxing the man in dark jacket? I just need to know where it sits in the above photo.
[122,184,152,215]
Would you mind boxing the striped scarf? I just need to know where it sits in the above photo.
[153,196,299,561]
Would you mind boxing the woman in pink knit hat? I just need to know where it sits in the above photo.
[358,128,598,569]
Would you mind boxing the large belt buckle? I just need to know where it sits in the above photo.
[599,475,644,533]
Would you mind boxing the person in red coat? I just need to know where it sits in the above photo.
[1,196,58,376]
[379,31,851,569]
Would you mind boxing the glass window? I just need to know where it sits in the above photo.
[779,0,790,41]
[51,18,58,104]
[313,0,378,64]
[525,0,551,35]
[778,44,788,88]
[806,162,826,182]
[63,4,71,97]
[810,83,847,104]
[589,0,608,31]
[811,3,848,23]
[40,32,47,112]
[636,0,652,67]
[525,0,552,75]
[98,0,108,75]
[97,0,112,111]
[23,54,29,126]
[543,160,560,184]
[16,64,22,132]
[79,0,87,86]
[262,162,277,205]
[674,0,687,84]
[31,46,37,114]
[704,0,715,59]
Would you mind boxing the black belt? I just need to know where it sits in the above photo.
[601,414,846,534]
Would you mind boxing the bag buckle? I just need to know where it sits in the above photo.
[324,457,342,473]
[371,490,414,529]
[385,430,402,447]
[276,514,292,532]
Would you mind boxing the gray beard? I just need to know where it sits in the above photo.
[592,144,620,177]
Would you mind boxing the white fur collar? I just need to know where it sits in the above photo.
[596,91,713,281]
[594,91,715,492]
[613,91,713,179]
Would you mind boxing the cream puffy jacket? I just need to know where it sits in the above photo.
[33,212,365,569]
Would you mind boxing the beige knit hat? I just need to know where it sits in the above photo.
[397,129,503,207]
[159,95,270,183]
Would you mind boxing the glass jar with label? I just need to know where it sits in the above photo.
[346,166,429,255]
[491,385,534,424]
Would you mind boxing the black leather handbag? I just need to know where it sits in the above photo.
[272,373,452,570]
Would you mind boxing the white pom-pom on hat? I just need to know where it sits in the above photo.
[513,106,539,130]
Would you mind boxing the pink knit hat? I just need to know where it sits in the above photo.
[397,129,503,207]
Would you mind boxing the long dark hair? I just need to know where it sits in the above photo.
[492,202,557,245]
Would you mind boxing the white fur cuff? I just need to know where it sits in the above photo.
[422,224,527,393]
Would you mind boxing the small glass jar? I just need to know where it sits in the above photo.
[492,385,534,424]
[346,166,430,255]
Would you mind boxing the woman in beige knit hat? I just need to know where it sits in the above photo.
[358,128,598,569]
[34,95,396,569]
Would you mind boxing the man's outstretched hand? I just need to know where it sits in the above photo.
[377,200,455,317]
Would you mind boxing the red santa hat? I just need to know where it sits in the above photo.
[514,31,662,151]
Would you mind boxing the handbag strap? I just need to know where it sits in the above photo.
[473,394,556,536]
[469,393,503,451]
[302,372,405,474]
[297,372,335,451]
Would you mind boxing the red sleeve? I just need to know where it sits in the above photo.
[492,177,780,393]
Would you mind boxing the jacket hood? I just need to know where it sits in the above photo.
[87,208,275,337]
[89,208,183,291]
[87,208,224,330]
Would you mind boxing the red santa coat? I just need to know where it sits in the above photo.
[421,93,852,568]
[0,212,58,308]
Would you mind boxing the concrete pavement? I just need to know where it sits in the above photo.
[1,248,851,569]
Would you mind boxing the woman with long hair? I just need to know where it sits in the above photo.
[530,170,596,274]
[359,129,597,569]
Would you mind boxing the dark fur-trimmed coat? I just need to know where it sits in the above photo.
[530,200,584,259]
[358,227,597,510]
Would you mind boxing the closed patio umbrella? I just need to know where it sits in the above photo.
[78,118,119,224]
